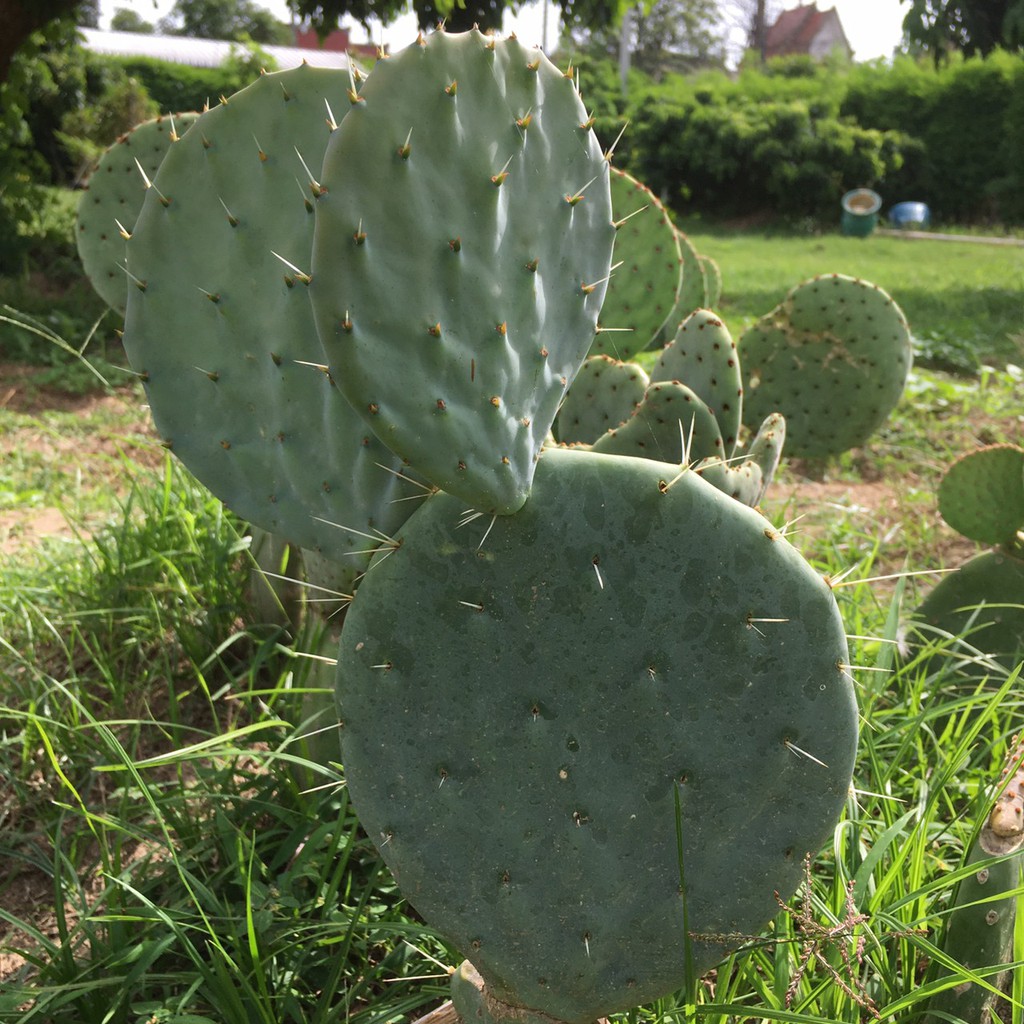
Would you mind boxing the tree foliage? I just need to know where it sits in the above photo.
[900,0,1024,57]
[159,0,294,44]
[110,7,157,33]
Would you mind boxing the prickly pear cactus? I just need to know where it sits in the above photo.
[652,309,743,453]
[76,111,200,313]
[310,29,615,515]
[555,355,649,446]
[696,412,786,508]
[699,253,722,309]
[588,166,681,361]
[590,380,725,464]
[938,443,1024,548]
[912,443,1024,677]
[738,274,912,459]
[924,736,1024,1024]
[655,225,709,348]
[338,445,859,1024]
[122,65,426,584]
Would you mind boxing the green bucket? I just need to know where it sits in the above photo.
[841,188,882,237]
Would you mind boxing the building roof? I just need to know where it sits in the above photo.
[78,27,362,71]
[765,4,850,59]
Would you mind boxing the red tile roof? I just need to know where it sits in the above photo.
[765,4,835,58]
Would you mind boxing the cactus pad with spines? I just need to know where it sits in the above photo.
[555,355,649,445]
[122,65,426,584]
[338,445,858,1024]
[651,309,743,453]
[696,413,786,508]
[76,111,200,313]
[589,166,681,361]
[590,381,725,465]
[938,443,1024,548]
[310,29,615,515]
[738,274,912,458]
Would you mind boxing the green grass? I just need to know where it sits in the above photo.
[682,227,1024,371]
[1,227,1022,1023]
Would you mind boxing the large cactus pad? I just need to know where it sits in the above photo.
[338,446,858,1023]
[122,66,426,582]
[310,30,615,515]
[738,274,912,458]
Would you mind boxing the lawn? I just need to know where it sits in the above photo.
[0,225,1022,1023]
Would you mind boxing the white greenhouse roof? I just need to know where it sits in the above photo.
[78,27,355,71]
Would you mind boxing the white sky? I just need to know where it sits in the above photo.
[98,0,907,62]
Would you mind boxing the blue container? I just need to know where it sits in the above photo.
[888,201,931,229]
[841,188,882,237]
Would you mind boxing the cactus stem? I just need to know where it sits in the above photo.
[784,740,829,769]
[603,121,630,162]
[271,250,312,283]
[253,135,267,161]
[324,98,339,131]
[582,260,622,295]
[115,218,131,240]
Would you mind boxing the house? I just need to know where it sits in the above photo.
[764,4,853,61]
[78,26,379,72]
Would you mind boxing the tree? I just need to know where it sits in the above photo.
[900,0,1024,57]
[0,0,85,84]
[110,7,157,32]
[570,0,725,79]
[159,0,295,45]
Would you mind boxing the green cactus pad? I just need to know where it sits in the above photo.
[590,380,725,465]
[699,254,722,309]
[656,225,706,344]
[76,112,200,313]
[695,413,786,508]
[738,274,912,458]
[938,444,1024,548]
[122,66,426,583]
[589,167,682,361]
[338,445,857,1023]
[913,548,1024,675]
[555,355,649,446]
[651,309,743,454]
[310,30,615,516]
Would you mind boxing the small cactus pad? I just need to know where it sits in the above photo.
[555,355,649,445]
[699,254,722,309]
[657,225,707,345]
[589,166,682,360]
[590,381,725,465]
[651,309,743,455]
[310,30,615,515]
[76,112,200,313]
[338,446,857,1023]
[938,443,1024,548]
[696,413,786,508]
[122,66,426,581]
[738,274,912,458]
